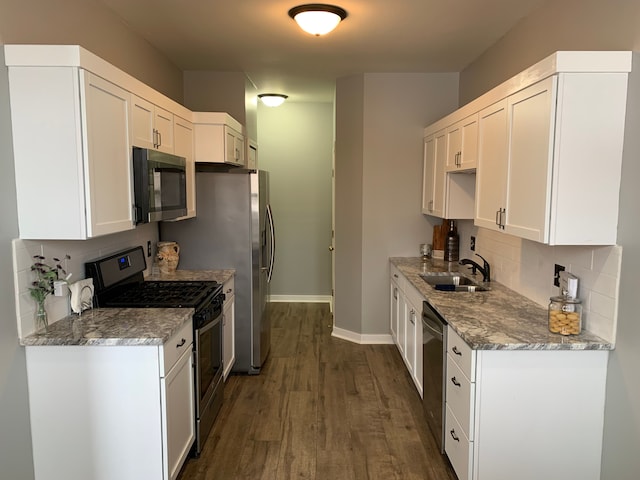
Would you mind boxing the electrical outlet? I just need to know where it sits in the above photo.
[554,264,565,287]
[470,236,476,251]
[147,240,152,257]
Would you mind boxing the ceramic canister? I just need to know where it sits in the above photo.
[157,241,180,274]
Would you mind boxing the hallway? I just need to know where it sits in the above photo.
[178,303,457,479]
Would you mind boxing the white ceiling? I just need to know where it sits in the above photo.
[98,0,548,102]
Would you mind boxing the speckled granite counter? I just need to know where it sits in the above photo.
[22,269,234,347]
[147,268,235,284]
[390,257,612,351]
[21,308,193,347]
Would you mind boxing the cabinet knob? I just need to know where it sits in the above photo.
[329,245,334,251]
[450,429,460,442]
[452,346,462,356]
[226,288,233,294]
[176,338,186,348]
[451,376,461,387]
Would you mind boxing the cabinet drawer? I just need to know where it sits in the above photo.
[446,354,475,440]
[447,327,475,380]
[161,320,193,377]
[390,263,405,291]
[445,404,473,480]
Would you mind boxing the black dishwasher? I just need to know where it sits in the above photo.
[422,300,447,453]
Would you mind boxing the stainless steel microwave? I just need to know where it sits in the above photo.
[132,147,187,224]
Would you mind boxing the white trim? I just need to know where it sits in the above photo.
[269,294,332,304]
[331,327,394,345]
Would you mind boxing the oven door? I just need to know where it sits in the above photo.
[195,311,223,412]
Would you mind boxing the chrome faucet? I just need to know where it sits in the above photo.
[459,254,491,282]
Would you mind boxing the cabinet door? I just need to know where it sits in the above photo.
[431,129,447,218]
[475,99,508,231]
[447,114,478,172]
[390,281,400,344]
[161,347,195,480]
[155,106,175,154]
[82,72,134,237]
[404,301,419,377]
[223,293,236,381]
[224,126,245,166]
[504,77,556,242]
[130,95,155,149]
[422,134,436,214]
[174,117,196,219]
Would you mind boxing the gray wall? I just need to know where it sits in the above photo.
[258,101,334,299]
[0,0,183,102]
[335,75,365,334]
[0,42,34,480]
[0,1,182,478]
[458,1,640,476]
[334,73,459,336]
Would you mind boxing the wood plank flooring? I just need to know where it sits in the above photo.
[178,303,457,480]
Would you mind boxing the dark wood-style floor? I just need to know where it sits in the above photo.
[178,303,457,480]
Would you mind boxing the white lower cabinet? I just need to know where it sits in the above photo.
[25,321,195,480]
[222,275,236,380]
[445,326,609,480]
[389,263,423,397]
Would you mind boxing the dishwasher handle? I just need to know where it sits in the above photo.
[422,301,446,341]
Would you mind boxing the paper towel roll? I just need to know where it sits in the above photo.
[69,279,94,314]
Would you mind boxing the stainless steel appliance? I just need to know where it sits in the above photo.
[160,169,275,374]
[132,147,187,224]
[85,246,224,456]
[422,300,447,453]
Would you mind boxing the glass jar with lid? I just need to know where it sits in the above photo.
[548,296,582,335]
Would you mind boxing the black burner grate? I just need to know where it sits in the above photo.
[103,281,221,308]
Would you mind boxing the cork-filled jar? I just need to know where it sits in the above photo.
[548,296,582,335]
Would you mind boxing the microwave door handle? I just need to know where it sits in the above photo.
[266,204,275,283]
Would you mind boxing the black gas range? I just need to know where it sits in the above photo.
[85,246,224,457]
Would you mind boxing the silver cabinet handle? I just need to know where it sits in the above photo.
[157,131,162,147]
[496,209,501,226]
[176,338,186,348]
[450,429,460,442]
[452,346,462,356]
[393,287,398,300]
[451,376,461,387]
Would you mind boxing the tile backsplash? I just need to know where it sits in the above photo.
[12,223,159,339]
[456,220,621,343]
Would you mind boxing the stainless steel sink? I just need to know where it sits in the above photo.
[419,272,490,292]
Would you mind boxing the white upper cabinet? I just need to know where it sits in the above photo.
[446,113,478,171]
[425,51,631,245]
[173,116,196,219]
[7,66,134,239]
[131,95,175,154]
[193,112,246,167]
[422,129,446,217]
[476,73,628,244]
[475,100,509,232]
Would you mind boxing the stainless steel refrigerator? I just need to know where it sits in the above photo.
[160,168,274,374]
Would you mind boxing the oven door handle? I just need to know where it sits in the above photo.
[197,312,222,334]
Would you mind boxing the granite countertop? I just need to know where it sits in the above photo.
[21,308,193,347]
[147,268,235,284]
[390,257,612,351]
[22,269,235,347]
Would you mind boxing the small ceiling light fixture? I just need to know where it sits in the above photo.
[258,93,289,107]
[288,4,348,36]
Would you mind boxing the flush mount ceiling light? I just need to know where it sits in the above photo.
[288,4,348,36]
[258,93,289,107]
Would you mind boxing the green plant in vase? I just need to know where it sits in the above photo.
[29,254,70,331]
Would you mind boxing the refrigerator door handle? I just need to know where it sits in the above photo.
[266,204,275,283]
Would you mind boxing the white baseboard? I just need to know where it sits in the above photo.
[269,294,332,304]
[331,327,394,345]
